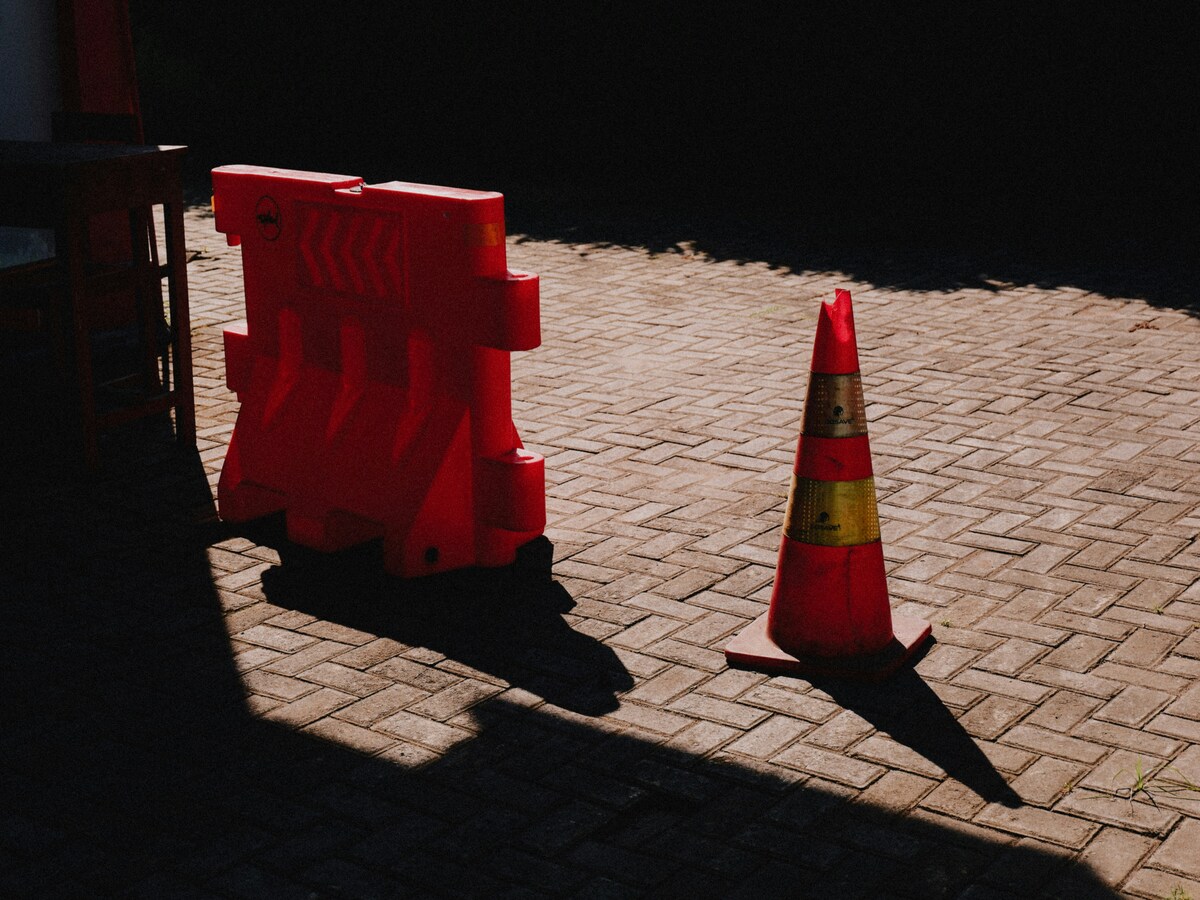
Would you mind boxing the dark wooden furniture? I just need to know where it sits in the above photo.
[0,140,195,468]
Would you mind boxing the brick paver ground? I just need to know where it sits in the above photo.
[4,205,1200,898]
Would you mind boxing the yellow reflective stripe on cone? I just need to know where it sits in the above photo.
[783,475,881,546]
[801,372,868,439]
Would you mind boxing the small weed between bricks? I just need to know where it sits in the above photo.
[750,305,787,317]
[1165,887,1192,900]
[1065,758,1200,809]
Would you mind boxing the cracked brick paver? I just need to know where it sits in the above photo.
[3,205,1199,898]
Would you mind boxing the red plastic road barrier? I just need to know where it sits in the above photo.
[724,289,930,680]
[212,165,544,577]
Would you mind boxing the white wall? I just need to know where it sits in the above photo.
[0,0,58,265]
[0,0,58,139]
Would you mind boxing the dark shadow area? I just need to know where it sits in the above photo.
[248,527,633,716]
[134,5,1197,310]
[515,211,1200,318]
[815,667,1023,809]
[0,426,1117,897]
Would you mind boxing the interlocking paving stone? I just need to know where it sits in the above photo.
[959,695,1036,741]
[332,683,431,727]
[261,640,354,676]
[1054,789,1178,837]
[298,662,392,698]
[241,669,320,702]
[373,711,475,751]
[974,803,1100,850]
[262,687,356,727]
[234,623,320,653]
[666,721,742,757]
[1168,683,1200,720]
[773,744,886,789]
[1122,869,1200,900]
[1074,826,1157,888]
[1146,817,1200,877]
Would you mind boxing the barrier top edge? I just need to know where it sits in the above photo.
[211,166,503,201]
[212,165,361,186]
[368,181,503,201]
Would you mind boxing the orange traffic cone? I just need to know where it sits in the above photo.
[724,289,930,680]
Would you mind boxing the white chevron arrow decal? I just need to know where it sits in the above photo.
[297,206,405,301]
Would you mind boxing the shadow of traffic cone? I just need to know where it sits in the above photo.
[724,288,930,680]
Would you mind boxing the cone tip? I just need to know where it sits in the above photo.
[811,289,860,374]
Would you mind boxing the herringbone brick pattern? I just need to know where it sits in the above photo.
[4,205,1199,898]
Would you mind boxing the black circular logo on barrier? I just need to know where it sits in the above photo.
[255,195,281,241]
[818,512,830,523]
[833,405,845,417]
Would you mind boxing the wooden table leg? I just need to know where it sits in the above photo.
[63,201,99,470]
[163,198,195,447]
[130,206,162,392]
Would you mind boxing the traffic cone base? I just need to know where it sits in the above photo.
[724,609,931,682]
[766,539,892,656]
